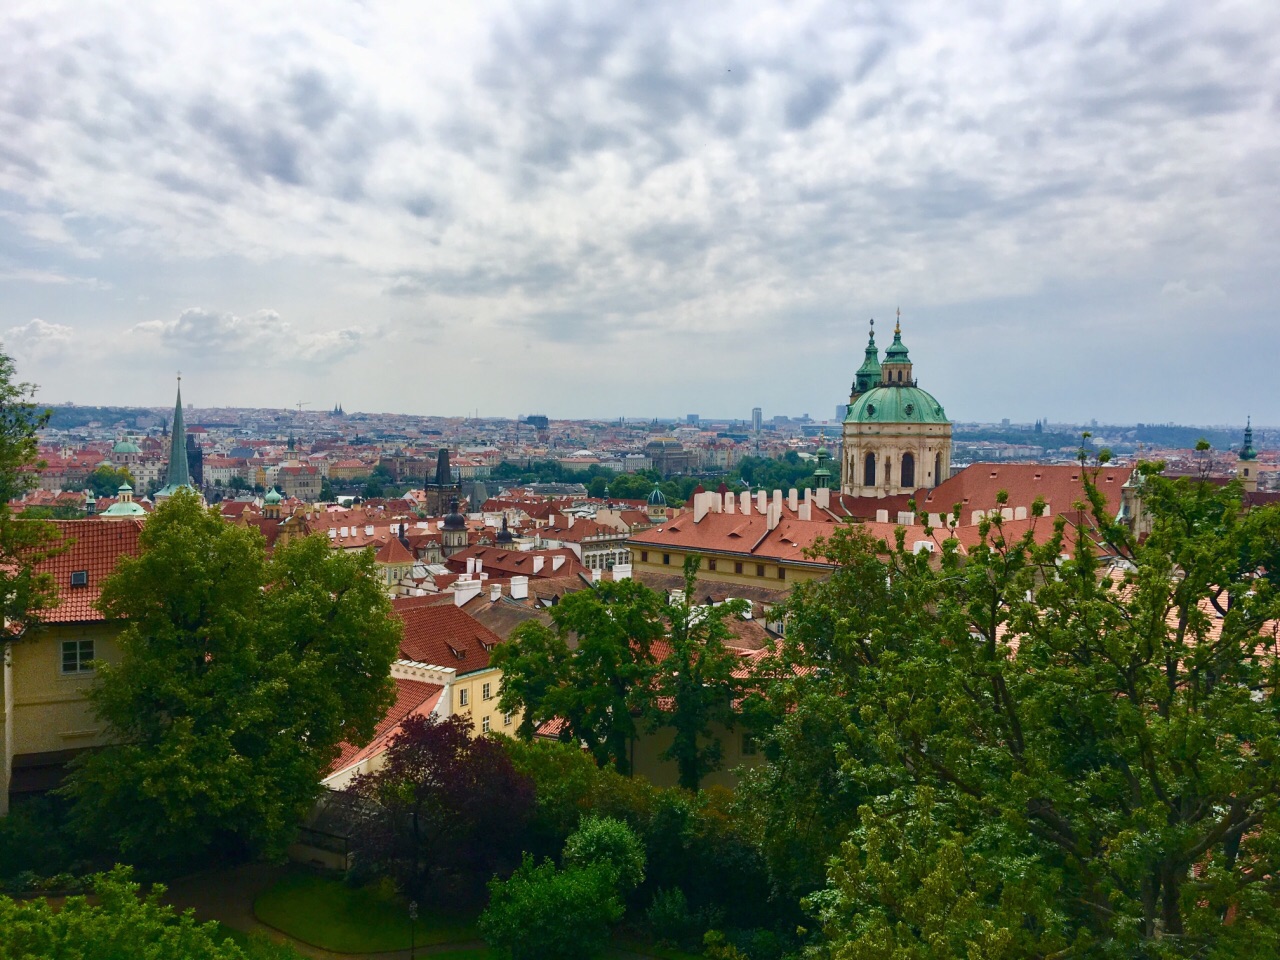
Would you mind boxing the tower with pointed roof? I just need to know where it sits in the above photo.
[1236,418,1258,493]
[441,496,469,557]
[155,376,199,502]
[841,311,952,498]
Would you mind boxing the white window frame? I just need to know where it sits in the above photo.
[458,687,469,706]
[482,681,492,700]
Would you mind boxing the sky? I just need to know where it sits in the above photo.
[1,1,1277,426]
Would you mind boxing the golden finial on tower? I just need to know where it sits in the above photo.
[895,307,901,335]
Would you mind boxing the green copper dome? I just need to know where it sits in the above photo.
[883,325,910,362]
[854,330,881,393]
[264,487,283,504]
[845,385,947,425]
[113,439,141,455]
[647,484,667,506]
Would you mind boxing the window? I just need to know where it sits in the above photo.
[707,558,716,571]
[777,567,786,580]
[864,453,875,486]
[934,452,942,483]
[459,688,469,706]
[641,550,648,563]
[482,682,492,701]
[61,639,94,674]
[482,716,490,733]
[741,733,758,757]
[663,554,670,565]
[734,562,743,574]
[756,563,765,577]
[504,712,512,726]
[69,570,89,586]
[901,452,915,488]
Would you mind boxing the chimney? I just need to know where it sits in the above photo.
[475,559,483,575]
[788,488,798,512]
[552,555,565,571]
[490,583,502,601]
[876,509,889,523]
[533,556,545,574]
[591,569,602,583]
[740,491,751,515]
[510,575,529,599]
[799,501,811,521]
[453,578,482,607]
[724,493,735,514]
[772,490,783,515]
[467,558,476,574]
[767,501,781,531]
[567,513,574,528]
[693,493,709,523]
[816,486,830,510]
[756,490,767,514]
[611,563,632,581]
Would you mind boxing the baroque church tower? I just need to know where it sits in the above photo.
[841,312,952,498]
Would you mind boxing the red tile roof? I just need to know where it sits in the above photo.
[31,519,145,623]
[327,677,443,776]
[393,600,505,674]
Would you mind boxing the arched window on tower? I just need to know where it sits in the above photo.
[935,453,942,485]
[901,453,915,489]
[864,453,876,487]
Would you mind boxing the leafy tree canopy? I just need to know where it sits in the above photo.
[62,490,402,865]
[758,467,1280,958]
[0,349,60,644]
[83,463,136,498]
[0,864,299,960]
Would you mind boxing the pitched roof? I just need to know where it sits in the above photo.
[393,600,505,673]
[30,519,145,624]
[326,677,443,777]
[374,536,415,564]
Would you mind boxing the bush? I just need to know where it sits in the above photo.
[480,854,622,960]
[647,887,698,948]
[563,816,645,894]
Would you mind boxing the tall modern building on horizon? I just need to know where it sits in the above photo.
[751,407,763,432]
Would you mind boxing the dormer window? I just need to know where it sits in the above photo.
[70,570,89,587]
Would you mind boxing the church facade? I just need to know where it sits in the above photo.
[841,315,952,498]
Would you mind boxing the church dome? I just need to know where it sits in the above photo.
[264,487,283,504]
[845,385,948,425]
[442,497,467,530]
[113,439,141,455]
[647,484,667,506]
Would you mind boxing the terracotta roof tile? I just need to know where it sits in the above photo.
[327,677,443,776]
[30,519,145,624]
[393,601,505,674]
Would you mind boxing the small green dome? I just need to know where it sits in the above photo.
[113,439,141,455]
[100,499,147,517]
[647,484,667,506]
[845,385,948,425]
[264,487,283,504]
[883,327,910,362]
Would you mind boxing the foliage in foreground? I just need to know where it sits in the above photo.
[758,466,1280,958]
[345,714,535,904]
[480,853,623,960]
[62,490,403,865]
[0,864,299,960]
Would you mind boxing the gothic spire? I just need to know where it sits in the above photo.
[164,375,191,489]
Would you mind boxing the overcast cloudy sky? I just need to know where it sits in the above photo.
[1,1,1276,425]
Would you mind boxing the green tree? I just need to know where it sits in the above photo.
[0,864,299,959]
[494,579,665,775]
[18,503,84,520]
[588,476,609,499]
[319,477,334,501]
[563,815,646,894]
[650,557,747,791]
[771,467,1280,958]
[62,491,401,864]
[0,350,60,646]
[83,463,136,498]
[479,854,623,960]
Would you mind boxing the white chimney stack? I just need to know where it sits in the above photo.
[453,578,482,607]
[756,491,767,514]
[533,556,545,574]
[552,555,565,572]
[816,486,830,510]
[788,488,799,512]
[740,491,751,515]
[611,563,632,581]
[724,493,735,514]
[490,583,502,601]
[591,569,602,582]
[467,558,477,574]
[510,575,529,599]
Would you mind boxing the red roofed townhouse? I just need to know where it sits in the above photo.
[391,598,521,738]
[1,520,144,813]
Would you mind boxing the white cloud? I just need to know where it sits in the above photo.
[134,308,368,365]
[2,318,76,361]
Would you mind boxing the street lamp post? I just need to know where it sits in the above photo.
[408,900,418,960]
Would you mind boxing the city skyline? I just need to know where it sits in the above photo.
[2,2,1277,423]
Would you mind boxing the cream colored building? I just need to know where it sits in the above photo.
[841,315,952,498]
[2,520,142,815]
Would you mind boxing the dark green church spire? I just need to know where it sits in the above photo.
[854,320,881,395]
[1239,417,1257,461]
[156,376,194,498]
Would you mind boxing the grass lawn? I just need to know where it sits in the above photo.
[253,869,478,953]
